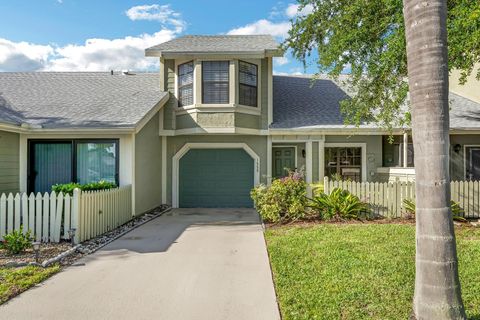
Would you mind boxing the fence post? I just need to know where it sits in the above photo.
[72,188,81,244]
[324,176,329,194]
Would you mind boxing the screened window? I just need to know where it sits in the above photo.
[178,61,194,107]
[202,61,229,104]
[238,61,258,107]
[28,140,119,193]
[325,147,362,181]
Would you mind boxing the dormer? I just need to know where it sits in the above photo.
[146,35,282,134]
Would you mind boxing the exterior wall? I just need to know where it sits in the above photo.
[163,59,176,130]
[166,135,268,205]
[135,112,163,215]
[325,135,383,182]
[0,130,19,193]
[260,58,269,129]
[450,134,480,181]
[450,68,480,103]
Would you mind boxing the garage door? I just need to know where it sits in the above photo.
[179,149,254,208]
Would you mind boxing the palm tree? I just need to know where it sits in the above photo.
[403,0,466,318]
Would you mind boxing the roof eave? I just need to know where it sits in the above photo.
[145,49,283,59]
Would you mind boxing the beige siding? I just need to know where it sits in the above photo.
[0,130,19,193]
[450,68,480,103]
[163,59,176,130]
[135,112,163,215]
[260,58,269,129]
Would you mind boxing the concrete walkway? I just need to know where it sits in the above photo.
[0,208,280,320]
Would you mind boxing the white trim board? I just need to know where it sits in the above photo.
[171,142,261,208]
[324,142,367,182]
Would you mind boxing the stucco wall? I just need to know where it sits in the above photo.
[450,68,480,103]
[450,135,480,181]
[325,135,383,182]
[135,112,163,215]
[166,135,268,205]
[0,130,19,193]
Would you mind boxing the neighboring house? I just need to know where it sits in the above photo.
[0,35,479,211]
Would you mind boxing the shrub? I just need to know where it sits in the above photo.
[1,227,32,254]
[251,170,307,223]
[309,188,369,220]
[52,180,117,195]
[402,198,467,222]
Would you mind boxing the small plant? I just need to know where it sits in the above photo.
[52,180,117,195]
[1,227,32,254]
[251,169,307,223]
[402,198,467,222]
[309,188,369,220]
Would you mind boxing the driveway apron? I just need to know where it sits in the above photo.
[0,208,280,320]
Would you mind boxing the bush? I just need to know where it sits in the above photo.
[251,170,307,223]
[52,180,117,195]
[1,227,32,254]
[403,198,467,222]
[309,188,369,220]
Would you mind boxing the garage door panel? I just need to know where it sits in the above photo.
[179,149,254,208]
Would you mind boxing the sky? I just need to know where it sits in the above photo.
[0,0,318,74]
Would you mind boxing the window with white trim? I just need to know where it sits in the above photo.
[238,60,258,107]
[178,61,194,107]
[202,61,229,104]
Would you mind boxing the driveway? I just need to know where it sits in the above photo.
[0,208,280,320]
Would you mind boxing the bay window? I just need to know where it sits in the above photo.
[238,61,258,107]
[178,61,194,107]
[202,61,229,104]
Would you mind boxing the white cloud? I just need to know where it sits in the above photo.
[125,4,185,32]
[0,4,185,72]
[285,3,314,18]
[0,39,54,71]
[45,30,176,71]
[274,56,289,66]
[227,19,291,38]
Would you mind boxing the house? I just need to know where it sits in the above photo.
[0,35,479,212]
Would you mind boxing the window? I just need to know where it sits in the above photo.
[325,147,362,181]
[28,140,119,193]
[382,136,414,167]
[178,61,194,107]
[202,61,229,104]
[238,61,258,107]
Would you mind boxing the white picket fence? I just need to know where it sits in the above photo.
[324,178,480,219]
[0,185,132,243]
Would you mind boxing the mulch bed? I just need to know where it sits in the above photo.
[0,242,73,266]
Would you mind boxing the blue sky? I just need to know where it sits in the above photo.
[0,0,317,74]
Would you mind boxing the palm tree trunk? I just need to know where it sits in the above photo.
[403,0,466,319]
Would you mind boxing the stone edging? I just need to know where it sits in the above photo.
[42,245,81,267]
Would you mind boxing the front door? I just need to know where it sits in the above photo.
[468,148,480,180]
[272,147,296,178]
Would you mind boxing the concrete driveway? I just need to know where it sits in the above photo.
[0,208,280,320]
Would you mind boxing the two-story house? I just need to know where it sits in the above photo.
[0,35,479,212]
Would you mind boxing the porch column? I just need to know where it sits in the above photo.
[306,141,313,197]
[403,131,408,168]
[319,139,325,182]
[267,136,272,186]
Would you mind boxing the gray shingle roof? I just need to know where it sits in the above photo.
[272,75,480,130]
[0,72,167,129]
[145,35,281,57]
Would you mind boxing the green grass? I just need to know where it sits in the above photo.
[265,224,480,320]
[0,265,60,304]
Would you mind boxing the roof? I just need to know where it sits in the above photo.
[0,72,168,129]
[272,75,480,130]
[145,35,282,57]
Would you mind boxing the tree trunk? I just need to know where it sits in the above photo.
[403,0,466,319]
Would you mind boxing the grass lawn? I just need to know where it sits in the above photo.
[265,223,480,320]
[0,265,60,304]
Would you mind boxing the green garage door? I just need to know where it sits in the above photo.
[179,149,254,208]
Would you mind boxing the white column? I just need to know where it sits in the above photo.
[403,131,408,168]
[267,136,272,185]
[318,139,325,182]
[161,136,167,204]
[306,141,313,197]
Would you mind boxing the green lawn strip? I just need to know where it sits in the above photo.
[0,265,60,304]
[265,224,480,320]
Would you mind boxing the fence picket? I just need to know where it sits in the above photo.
[7,193,13,234]
[14,194,21,230]
[42,193,50,242]
[0,194,6,239]
[54,193,63,242]
[64,194,71,239]
[35,193,43,242]
[21,193,28,233]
